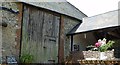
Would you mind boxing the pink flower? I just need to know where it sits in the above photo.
[95,42,101,47]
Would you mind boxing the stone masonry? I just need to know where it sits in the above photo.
[1,2,20,62]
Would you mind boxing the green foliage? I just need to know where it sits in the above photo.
[86,45,97,51]
[20,54,34,63]
[99,41,115,52]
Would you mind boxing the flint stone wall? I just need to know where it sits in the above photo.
[83,51,114,60]
[1,2,19,63]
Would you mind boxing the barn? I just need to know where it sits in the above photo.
[1,1,87,63]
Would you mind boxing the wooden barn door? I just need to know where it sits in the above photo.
[21,5,60,63]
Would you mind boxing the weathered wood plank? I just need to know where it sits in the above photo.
[58,15,65,63]
[36,10,44,63]
[21,5,60,63]
[16,2,23,57]
[21,5,30,54]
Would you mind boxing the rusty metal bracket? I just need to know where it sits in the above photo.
[0,6,19,14]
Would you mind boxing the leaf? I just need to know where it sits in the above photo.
[99,40,115,52]
[20,54,34,63]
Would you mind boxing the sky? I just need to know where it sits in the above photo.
[67,0,120,17]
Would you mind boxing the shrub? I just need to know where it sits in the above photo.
[20,54,34,63]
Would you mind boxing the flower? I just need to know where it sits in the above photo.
[95,42,101,47]
[95,39,102,47]
[95,38,107,47]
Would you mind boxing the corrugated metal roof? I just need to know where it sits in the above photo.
[68,10,120,35]
[18,0,87,20]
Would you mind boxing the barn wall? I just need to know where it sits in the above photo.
[21,5,60,63]
[63,16,80,59]
[1,2,20,61]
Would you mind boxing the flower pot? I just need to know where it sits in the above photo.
[100,52,107,60]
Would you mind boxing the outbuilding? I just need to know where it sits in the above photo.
[1,0,87,63]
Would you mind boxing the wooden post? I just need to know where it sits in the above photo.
[16,2,23,58]
[58,15,64,63]
[71,35,73,51]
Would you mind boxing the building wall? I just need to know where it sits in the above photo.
[21,5,60,63]
[1,2,87,63]
[63,16,80,59]
[22,4,86,62]
[1,2,20,61]
[63,16,96,59]
[73,32,97,51]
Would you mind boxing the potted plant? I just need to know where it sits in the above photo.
[95,38,115,60]
[20,53,34,64]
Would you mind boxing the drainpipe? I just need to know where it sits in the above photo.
[71,35,73,51]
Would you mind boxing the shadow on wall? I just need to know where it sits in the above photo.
[73,32,97,51]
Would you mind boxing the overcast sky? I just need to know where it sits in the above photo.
[67,0,120,17]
